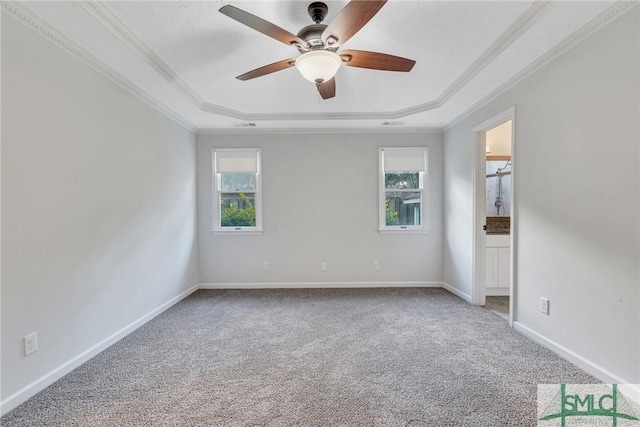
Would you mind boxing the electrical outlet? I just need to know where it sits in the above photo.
[373,261,379,271]
[320,262,327,272]
[24,332,38,356]
[263,261,270,271]
[540,297,549,315]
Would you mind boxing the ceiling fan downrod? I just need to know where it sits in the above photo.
[219,0,416,100]
[308,2,329,24]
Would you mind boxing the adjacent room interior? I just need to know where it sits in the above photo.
[484,120,512,321]
[2,1,639,425]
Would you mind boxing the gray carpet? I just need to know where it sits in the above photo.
[2,288,597,426]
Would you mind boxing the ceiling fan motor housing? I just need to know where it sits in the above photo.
[296,24,335,52]
[308,2,329,23]
[219,0,415,100]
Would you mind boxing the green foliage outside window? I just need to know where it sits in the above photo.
[385,199,400,225]
[221,193,256,227]
[385,172,419,189]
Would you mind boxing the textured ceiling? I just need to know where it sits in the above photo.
[5,1,632,131]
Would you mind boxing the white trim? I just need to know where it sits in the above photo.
[441,282,473,303]
[0,285,199,416]
[68,0,546,123]
[508,112,518,325]
[198,281,444,289]
[619,384,640,405]
[471,124,486,307]
[513,322,637,390]
[210,229,263,236]
[436,1,549,107]
[471,107,516,329]
[8,283,636,417]
[78,1,207,110]
[378,147,430,232]
[377,229,430,235]
[211,149,262,232]
[197,127,443,136]
[472,107,516,133]
[444,1,638,132]
[3,0,634,129]
[0,2,196,133]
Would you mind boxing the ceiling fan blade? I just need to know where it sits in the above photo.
[317,78,336,99]
[321,0,387,48]
[236,58,296,81]
[340,50,415,72]
[219,5,307,49]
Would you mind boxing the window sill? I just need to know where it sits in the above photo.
[378,228,430,235]
[211,229,263,236]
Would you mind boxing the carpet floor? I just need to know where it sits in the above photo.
[1,288,598,426]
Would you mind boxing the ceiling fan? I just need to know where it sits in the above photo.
[219,0,416,100]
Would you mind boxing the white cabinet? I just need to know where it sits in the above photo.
[497,247,510,289]
[486,235,510,296]
[485,247,498,288]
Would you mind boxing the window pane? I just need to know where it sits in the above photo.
[385,191,421,226]
[220,193,256,227]
[385,172,420,189]
[220,173,256,192]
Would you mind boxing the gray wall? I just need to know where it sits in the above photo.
[444,9,639,383]
[1,14,199,403]
[3,0,637,413]
[197,132,443,285]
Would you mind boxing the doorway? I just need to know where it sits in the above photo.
[471,107,516,325]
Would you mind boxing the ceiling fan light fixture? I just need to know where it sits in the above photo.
[295,50,342,83]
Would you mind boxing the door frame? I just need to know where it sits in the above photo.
[471,106,516,326]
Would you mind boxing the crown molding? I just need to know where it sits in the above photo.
[198,107,439,122]
[1,1,197,133]
[5,0,633,129]
[60,0,549,123]
[436,0,550,106]
[443,0,638,132]
[196,126,443,136]
[79,0,239,121]
[340,2,550,121]
[36,1,442,123]
[77,1,205,106]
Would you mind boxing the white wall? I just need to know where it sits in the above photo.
[1,13,199,408]
[444,8,639,383]
[197,132,443,285]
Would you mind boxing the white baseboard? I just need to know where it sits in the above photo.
[15,283,632,417]
[0,284,199,416]
[198,281,443,289]
[619,384,640,405]
[199,282,474,306]
[513,321,638,400]
[440,282,472,303]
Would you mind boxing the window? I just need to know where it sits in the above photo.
[379,147,428,231]
[212,149,262,232]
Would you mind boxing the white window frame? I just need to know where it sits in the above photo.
[378,147,429,233]
[212,148,263,234]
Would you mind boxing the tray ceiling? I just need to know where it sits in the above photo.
[3,1,633,131]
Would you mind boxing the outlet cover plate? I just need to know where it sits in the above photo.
[24,332,38,356]
[540,297,549,315]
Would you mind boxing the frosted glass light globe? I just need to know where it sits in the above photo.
[295,50,342,83]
